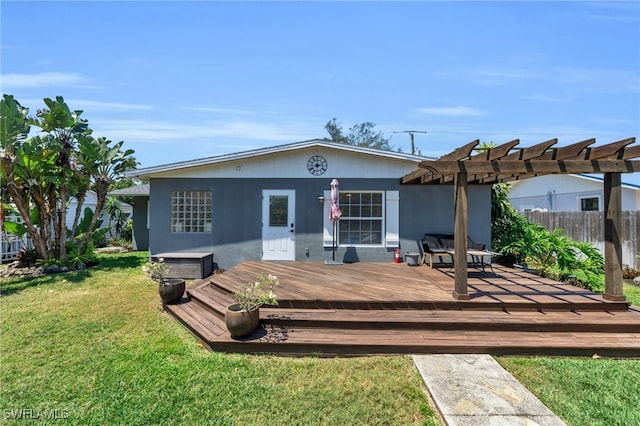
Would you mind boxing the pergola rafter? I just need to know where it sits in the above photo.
[403,137,639,186]
[401,137,640,301]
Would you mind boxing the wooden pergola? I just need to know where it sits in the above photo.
[402,137,640,301]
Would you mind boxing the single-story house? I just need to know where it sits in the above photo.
[124,139,493,269]
[508,174,640,212]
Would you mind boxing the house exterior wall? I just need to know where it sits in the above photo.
[148,145,421,179]
[131,196,149,251]
[509,174,639,211]
[148,177,492,269]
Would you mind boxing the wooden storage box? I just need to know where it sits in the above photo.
[151,252,214,279]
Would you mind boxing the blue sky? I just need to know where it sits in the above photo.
[1,1,639,183]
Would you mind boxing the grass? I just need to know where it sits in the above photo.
[2,252,639,425]
[0,252,438,426]
[497,357,640,426]
[623,280,640,307]
[497,280,640,426]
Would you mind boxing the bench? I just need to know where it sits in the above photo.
[420,234,486,268]
[151,252,214,279]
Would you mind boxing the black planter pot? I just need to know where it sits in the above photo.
[159,279,186,304]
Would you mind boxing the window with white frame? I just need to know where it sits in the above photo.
[580,197,599,211]
[170,190,212,233]
[338,191,383,245]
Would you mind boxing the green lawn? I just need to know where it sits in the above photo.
[497,281,640,426]
[1,252,639,425]
[0,252,438,425]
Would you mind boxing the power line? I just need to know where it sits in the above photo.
[392,130,427,155]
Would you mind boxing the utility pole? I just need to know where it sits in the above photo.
[392,130,427,155]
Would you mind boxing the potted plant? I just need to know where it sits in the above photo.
[143,258,185,305]
[225,272,279,338]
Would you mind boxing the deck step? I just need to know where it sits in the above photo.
[210,327,640,357]
[259,307,640,333]
[165,294,640,357]
[273,299,629,312]
[187,282,638,333]
[165,300,640,357]
[201,270,630,312]
[187,283,234,320]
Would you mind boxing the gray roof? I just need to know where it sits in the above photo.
[126,139,434,179]
[108,183,150,196]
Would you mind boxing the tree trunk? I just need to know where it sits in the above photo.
[76,180,109,251]
[69,190,87,241]
[56,185,68,261]
[5,181,51,260]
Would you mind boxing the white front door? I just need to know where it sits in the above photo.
[262,190,295,260]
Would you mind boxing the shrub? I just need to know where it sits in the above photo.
[15,248,39,268]
[491,183,605,291]
[623,265,640,280]
[66,241,98,268]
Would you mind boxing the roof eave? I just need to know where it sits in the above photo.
[126,139,434,179]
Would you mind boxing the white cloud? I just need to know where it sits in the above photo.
[92,118,318,144]
[416,106,487,117]
[190,106,256,115]
[1,72,87,89]
[68,99,153,111]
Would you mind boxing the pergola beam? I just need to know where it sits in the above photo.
[469,139,520,161]
[421,159,640,175]
[539,138,596,160]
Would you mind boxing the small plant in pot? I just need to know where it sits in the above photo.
[143,258,186,305]
[226,272,279,338]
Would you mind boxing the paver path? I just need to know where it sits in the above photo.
[413,354,566,426]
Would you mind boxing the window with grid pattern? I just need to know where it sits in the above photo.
[338,191,383,245]
[170,191,212,233]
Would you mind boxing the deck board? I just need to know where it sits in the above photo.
[163,261,640,357]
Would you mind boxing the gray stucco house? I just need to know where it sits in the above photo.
[123,139,492,270]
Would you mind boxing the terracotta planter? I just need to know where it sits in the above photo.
[225,304,260,338]
[159,278,186,304]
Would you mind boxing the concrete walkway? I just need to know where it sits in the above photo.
[413,354,566,426]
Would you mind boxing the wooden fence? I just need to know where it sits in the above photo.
[524,210,639,269]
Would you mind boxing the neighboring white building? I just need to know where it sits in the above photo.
[70,191,133,233]
[509,174,640,212]
[1,192,132,263]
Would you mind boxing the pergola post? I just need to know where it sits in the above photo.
[603,172,626,301]
[453,172,470,300]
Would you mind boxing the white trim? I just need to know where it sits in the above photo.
[577,195,601,211]
[262,189,296,260]
[334,190,386,247]
[385,191,400,247]
[322,190,333,247]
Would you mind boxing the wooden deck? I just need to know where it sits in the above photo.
[164,261,640,357]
